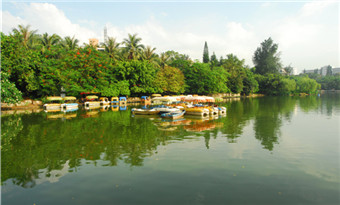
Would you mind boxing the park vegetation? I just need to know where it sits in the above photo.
[1,24,331,104]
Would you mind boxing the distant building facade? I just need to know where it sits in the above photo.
[89,38,99,47]
[302,65,339,76]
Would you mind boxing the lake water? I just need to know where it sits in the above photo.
[1,95,339,205]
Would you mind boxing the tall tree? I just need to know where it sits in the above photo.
[123,33,144,60]
[12,24,38,48]
[159,52,170,68]
[203,41,210,63]
[101,37,120,62]
[62,36,79,50]
[253,37,282,75]
[142,46,157,61]
[283,65,293,76]
[40,33,61,51]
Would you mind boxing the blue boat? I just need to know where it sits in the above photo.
[161,110,186,119]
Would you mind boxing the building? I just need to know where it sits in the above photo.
[332,67,340,75]
[89,38,99,47]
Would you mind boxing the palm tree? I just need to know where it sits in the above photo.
[12,24,38,48]
[101,37,120,62]
[142,46,157,61]
[123,33,144,60]
[61,36,79,50]
[40,33,61,51]
[159,52,170,68]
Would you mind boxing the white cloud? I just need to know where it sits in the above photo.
[272,1,338,71]
[1,10,27,32]
[2,3,99,44]
[300,0,336,17]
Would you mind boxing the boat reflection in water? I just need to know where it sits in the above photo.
[111,105,119,112]
[100,105,110,112]
[120,105,127,111]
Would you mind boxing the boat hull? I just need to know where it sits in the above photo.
[132,109,160,115]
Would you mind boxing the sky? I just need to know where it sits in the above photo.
[1,0,339,73]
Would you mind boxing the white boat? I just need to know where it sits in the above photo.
[151,96,181,105]
[43,96,63,112]
[185,107,210,117]
[151,105,181,114]
[84,95,101,108]
[99,97,110,106]
[131,108,160,115]
[61,96,78,111]
[218,106,227,115]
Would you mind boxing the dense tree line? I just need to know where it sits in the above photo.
[1,25,323,103]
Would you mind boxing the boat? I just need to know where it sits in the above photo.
[209,107,219,115]
[151,105,181,114]
[111,105,119,112]
[119,97,127,106]
[141,96,151,104]
[151,96,181,105]
[131,108,160,115]
[99,97,110,106]
[185,107,209,117]
[120,106,127,111]
[43,96,63,112]
[84,95,101,108]
[111,97,119,105]
[61,96,78,111]
[218,106,227,115]
[161,110,186,119]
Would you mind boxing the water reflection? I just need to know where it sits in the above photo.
[1,94,339,189]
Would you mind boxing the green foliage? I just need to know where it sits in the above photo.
[1,71,23,104]
[154,66,185,94]
[242,69,259,95]
[184,63,230,94]
[114,60,159,95]
[1,27,326,99]
[220,54,247,93]
[253,37,281,75]
[305,73,340,90]
[255,74,297,95]
[295,76,320,94]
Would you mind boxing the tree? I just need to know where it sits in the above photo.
[40,33,61,52]
[210,52,218,67]
[253,37,282,75]
[283,65,293,76]
[220,54,246,93]
[101,37,120,62]
[242,69,259,95]
[1,71,23,104]
[12,24,38,48]
[203,41,209,63]
[154,66,185,94]
[296,76,320,94]
[62,36,79,50]
[123,33,144,60]
[142,46,157,61]
[159,52,170,68]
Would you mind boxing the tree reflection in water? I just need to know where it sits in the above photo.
[1,94,338,188]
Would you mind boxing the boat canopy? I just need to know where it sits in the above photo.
[99,97,108,100]
[111,97,119,101]
[151,96,180,102]
[63,96,76,101]
[86,95,98,100]
[151,94,162,98]
[46,96,63,101]
[119,97,127,101]
[141,96,149,100]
